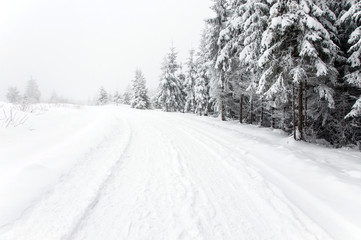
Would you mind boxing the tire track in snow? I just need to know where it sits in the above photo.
[170,117,358,239]
[63,120,133,240]
[153,114,332,240]
[0,115,132,240]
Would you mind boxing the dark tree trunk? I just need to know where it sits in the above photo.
[282,107,286,131]
[260,97,264,126]
[293,83,296,140]
[298,81,304,140]
[221,100,226,121]
[304,80,307,132]
[249,93,253,124]
[239,93,243,123]
[271,107,275,129]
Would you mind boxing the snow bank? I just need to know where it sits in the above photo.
[0,104,128,227]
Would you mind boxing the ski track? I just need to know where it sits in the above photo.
[1,106,359,239]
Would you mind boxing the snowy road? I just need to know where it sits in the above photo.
[1,105,361,240]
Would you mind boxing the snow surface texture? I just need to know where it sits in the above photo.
[0,104,360,240]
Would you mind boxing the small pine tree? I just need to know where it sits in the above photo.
[97,86,108,105]
[113,91,123,105]
[6,87,21,103]
[123,85,131,105]
[24,78,41,103]
[130,69,150,109]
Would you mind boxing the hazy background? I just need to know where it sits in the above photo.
[0,0,213,103]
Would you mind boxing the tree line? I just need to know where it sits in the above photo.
[97,69,150,109]
[154,0,361,148]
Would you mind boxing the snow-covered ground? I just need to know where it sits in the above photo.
[0,104,360,240]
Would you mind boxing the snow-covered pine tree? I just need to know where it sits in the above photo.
[113,91,123,105]
[123,85,131,105]
[258,0,338,140]
[184,49,197,113]
[6,87,21,104]
[177,62,187,112]
[195,28,211,116]
[340,1,361,118]
[24,78,41,103]
[207,0,231,121]
[97,86,108,105]
[236,0,273,124]
[157,46,185,112]
[130,69,150,109]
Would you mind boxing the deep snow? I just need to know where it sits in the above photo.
[0,104,360,240]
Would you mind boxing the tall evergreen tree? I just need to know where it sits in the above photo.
[157,46,185,112]
[206,0,231,120]
[184,49,197,113]
[130,69,150,109]
[340,1,361,118]
[195,29,211,116]
[24,78,41,103]
[97,86,108,105]
[237,0,273,124]
[258,0,338,140]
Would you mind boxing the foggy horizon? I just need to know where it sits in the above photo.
[0,0,214,103]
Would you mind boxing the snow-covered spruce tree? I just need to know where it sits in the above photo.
[97,86,108,105]
[258,0,338,140]
[24,78,41,103]
[113,91,123,105]
[123,85,131,105]
[130,69,150,109]
[156,46,185,112]
[6,87,21,104]
[195,28,211,116]
[184,49,197,113]
[341,1,361,118]
[207,0,232,121]
[177,62,187,112]
[235,0,273,124]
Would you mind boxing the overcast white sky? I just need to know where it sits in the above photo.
[0,0,213,102]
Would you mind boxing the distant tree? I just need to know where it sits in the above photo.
[113,91,123,105]
[6,87,21,103]
[24,78,41,103]
[49,91,60,103]
[123,85,132,105]
[131,69,150,109]
[97,86,108,105]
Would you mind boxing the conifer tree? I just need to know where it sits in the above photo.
[24,78,41,103]
[195,29,211,116]
[130,69,150,109]
[123,85,131,105]
[259,0,338,140]
[113,91,123,105]
[97,86,108,105]
[157,46,185,112]
[340,1,361,118]
[6,87,21,104]
[206,0,231,120]
[184,49,197,113]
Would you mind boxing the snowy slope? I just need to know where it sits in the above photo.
[0,105,360,240]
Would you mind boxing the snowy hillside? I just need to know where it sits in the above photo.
[0,104,360,240]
